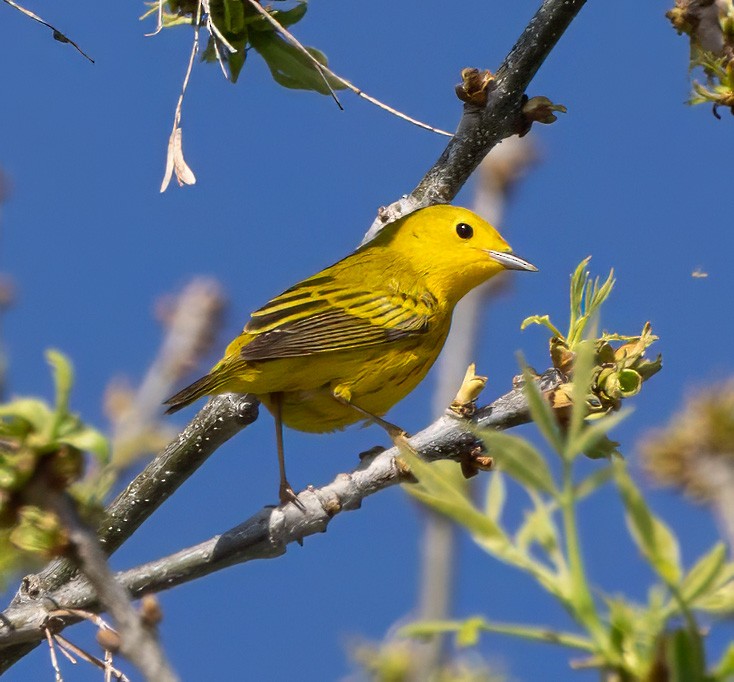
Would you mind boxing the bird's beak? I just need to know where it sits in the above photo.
[486,250,538,272]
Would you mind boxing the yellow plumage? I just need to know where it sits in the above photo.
[165,205,536,501]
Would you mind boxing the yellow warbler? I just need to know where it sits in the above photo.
[165,205,536,503]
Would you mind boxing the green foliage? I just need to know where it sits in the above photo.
[401,261,734,680]
[0,350,109,576]
[350,636,505,682]
[666,1,734,117]
[143,0,348,90]
[521,258,661,459]
[688,50,734,117]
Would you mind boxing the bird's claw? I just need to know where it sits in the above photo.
[279,482,305,511]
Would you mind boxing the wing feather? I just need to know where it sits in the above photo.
[239,275,437,361]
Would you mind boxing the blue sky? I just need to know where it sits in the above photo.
[2,0,733,680]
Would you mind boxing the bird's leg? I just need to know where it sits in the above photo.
[331,387,415,455]
[271,392,303,509]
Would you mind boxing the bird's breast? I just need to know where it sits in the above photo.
[260,322,451,433]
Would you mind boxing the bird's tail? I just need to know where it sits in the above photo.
[164,372,229,414]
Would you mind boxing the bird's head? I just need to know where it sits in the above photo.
[383,204,537,304]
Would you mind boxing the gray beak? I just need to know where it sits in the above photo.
[486,250,538,272]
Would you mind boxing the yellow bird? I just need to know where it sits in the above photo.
[165,205,536,503]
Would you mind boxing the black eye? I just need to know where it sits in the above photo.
[456,223,473,239]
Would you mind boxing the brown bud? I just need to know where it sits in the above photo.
[141,594,163,627]
[96,627,121,653]
[455,68,494,106]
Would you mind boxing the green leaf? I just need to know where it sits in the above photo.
[484,470,506,523]
[246,1,308,31]
[613,460,682,585]
[46,349,74,428]
[402,450,510,555]
[272,1,308,28]
[582,434,621,460]
[222,0,245,33]
[617,369,642,397]
[568,409,629,460]
[399,619,460,639]
[228,36,248,83]
[514,500,559,557]
[0,448,37,490]
[567,258,590,343]
[401,617,595,652]
[712,642,734,679]
[679,542,727,605]
[694,579,734,613]
[520,314,563,339]
[0,399,53,434]
[58,427,110,464]
[518,360,564,454]
[455,617,483,648]
[605,597,635,656]
[10,505,67,557]
[565,338,596,458]
[250,32,345,94]
[665,628,706,682]
[566,259,615,348]
[481,430,557,496]
[574,466,614,500]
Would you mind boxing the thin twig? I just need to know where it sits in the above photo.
[104,648,115,682]
[53,636,77,665]
[0,370,563,653]
[244,0,453,136]
[144,0,165,37]
[329,72,453,137]
[244,0,342,108]
[200,0,234,80]
[53,634,130,681]
[45,627,64,682]
[3,0,94,62]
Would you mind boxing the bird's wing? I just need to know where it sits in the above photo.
[237,274,437,361]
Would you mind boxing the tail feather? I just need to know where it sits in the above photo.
[164,372,228,414]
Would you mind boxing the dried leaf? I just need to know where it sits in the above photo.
[160,127,196,193]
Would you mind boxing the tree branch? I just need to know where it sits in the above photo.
[0,369,563,653]
[361,0,586,243]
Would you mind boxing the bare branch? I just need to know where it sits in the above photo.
[2,0,94,63]
[44,628,63,682]
[0,369,563,653]
[361,0,585,243]
[53,633,129,680]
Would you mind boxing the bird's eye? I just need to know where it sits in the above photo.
[455,223,473,239]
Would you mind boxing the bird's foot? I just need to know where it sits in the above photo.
[279,481,305,511]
